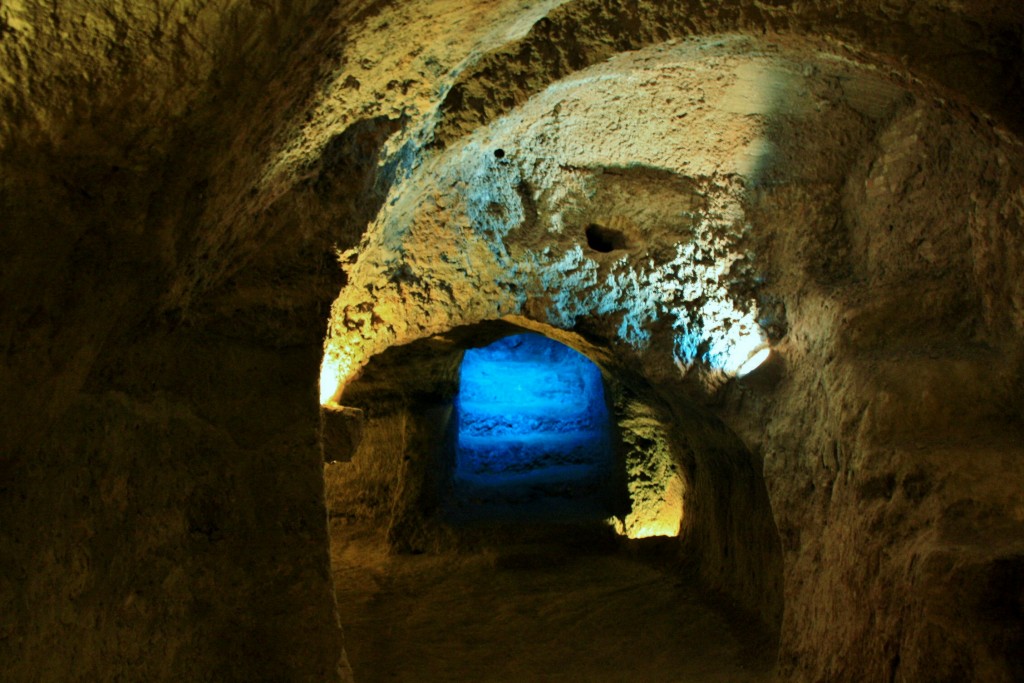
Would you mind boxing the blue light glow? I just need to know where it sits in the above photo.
[452,333,614,517]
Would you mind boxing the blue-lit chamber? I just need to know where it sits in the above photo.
[452,333,614,516]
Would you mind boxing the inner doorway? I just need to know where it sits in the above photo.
[446,333,620,523]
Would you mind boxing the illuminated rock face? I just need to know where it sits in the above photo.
[450,333,616,520]
[321,38,798,400]
[320,25,1024,682]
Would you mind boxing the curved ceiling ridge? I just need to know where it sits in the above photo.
[428,0,1024,148]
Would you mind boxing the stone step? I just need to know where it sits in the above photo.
[458,406,602,437]
[456,430,610,475]
[451,465,611,508]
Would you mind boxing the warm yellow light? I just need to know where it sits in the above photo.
[607,516,681,540]
[630,519,682,539]
[319,356,342,405]
[319,339,368,405]
[607,472,684,539]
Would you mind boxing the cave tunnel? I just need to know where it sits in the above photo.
[3,1,1024,683]
[324,320,783,680]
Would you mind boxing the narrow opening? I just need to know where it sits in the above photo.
[446,333,617,524]
[585,223,628,252]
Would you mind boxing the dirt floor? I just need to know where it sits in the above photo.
[330,520,776,682]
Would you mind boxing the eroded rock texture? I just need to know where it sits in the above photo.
[2,0,1022,682]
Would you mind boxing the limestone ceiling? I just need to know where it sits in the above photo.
[318,34,928,402]
[0,0,1020,400]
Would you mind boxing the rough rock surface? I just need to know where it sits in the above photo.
[2,0,1022,681]
[331,520,776,682]
[321,18,1023,683]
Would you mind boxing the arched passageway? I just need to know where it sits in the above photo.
[323,320,783,680]
[315,23,1023,682]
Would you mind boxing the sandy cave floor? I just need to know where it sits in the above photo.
[330,520,775,682]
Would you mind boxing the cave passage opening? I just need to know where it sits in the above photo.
[446,333,621,524]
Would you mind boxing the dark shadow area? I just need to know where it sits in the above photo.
[585,223,629,252]
[330,516,777,683]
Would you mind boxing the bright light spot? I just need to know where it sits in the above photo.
[607,513,681,540]
[736,344,771,377]
[319,357,342,405]
[319,344,361,405]
[609,472,684,539]
[630,522,680,539]
[718,326,766,375]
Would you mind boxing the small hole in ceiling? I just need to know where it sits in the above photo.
[493,148,506,159]
[585,224,628,253]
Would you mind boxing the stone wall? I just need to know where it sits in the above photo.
[0,1,354,679]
